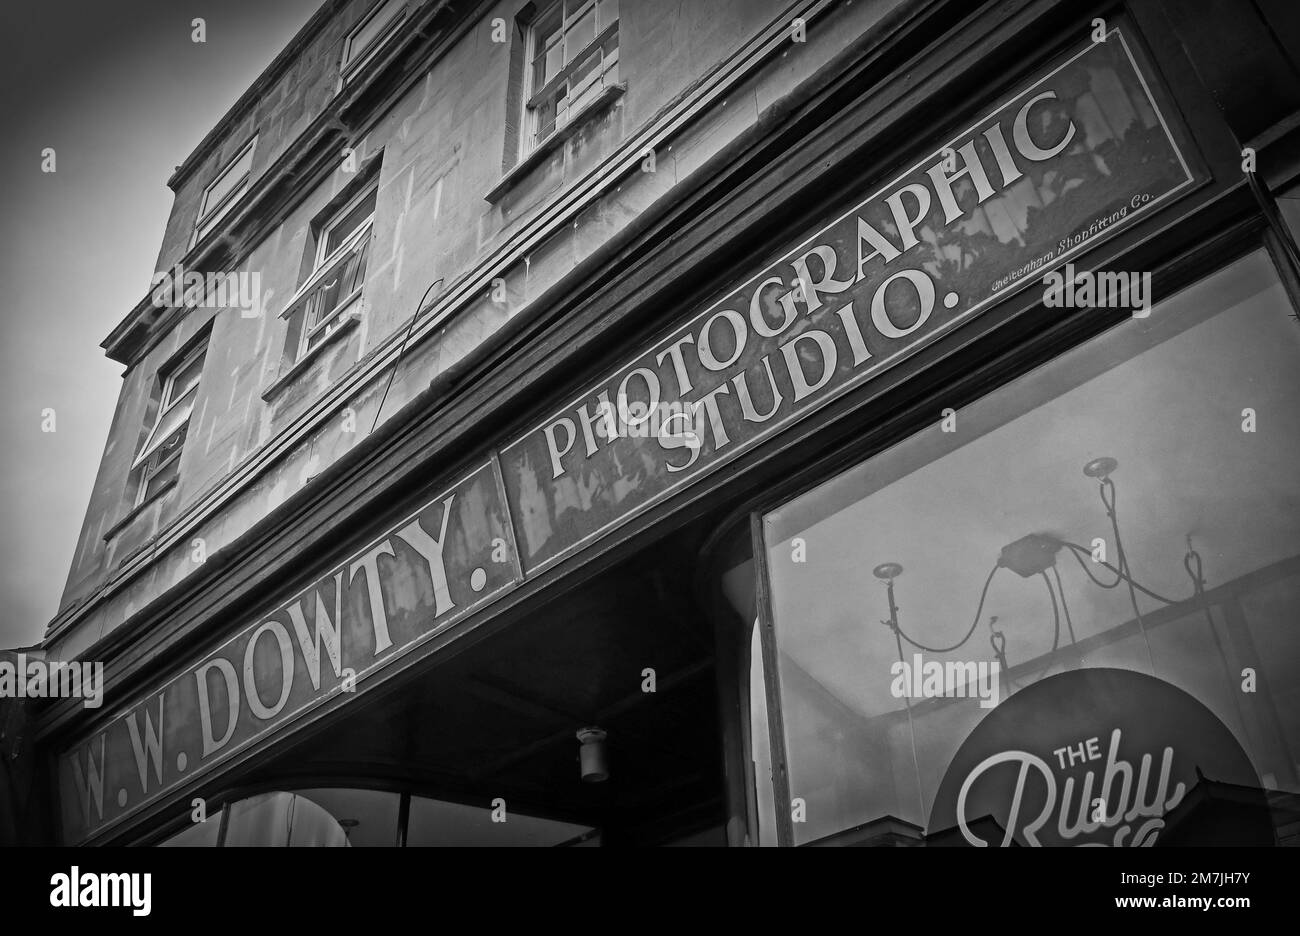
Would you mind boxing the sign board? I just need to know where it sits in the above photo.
[928,669,1271,846]
[500,29,1193,574]
[58,30,1195,843]
[58,462,520,842]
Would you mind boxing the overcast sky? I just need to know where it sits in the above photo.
[0,0,323,648]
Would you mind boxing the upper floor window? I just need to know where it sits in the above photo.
[280,181,377,367]
[521,0,619,157]
[340,0,408,84]
[130,337,208,508]
[193,138,256,245]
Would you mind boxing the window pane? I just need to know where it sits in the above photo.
[223,791,358,846]
[596,0,618,31]
[345,234,371,295]
[533,1,562,87]
[535,2,561,40]
[762,251,1300,845]
[291,789,399,846]
[406,797,593,845]
[535,93,559,143]
[166,353,206,407]
[569,46,601,90]
[323,188,377,259]
[201,145,254,219]
[543,38,564,86]
[346,0,404,66]
[150,423,186,468]
[531,51,550,93]
[157,812,221,846]
[133,392,193,470]
[564,6,595,64]
[196,187,245,240]
[223,792,294,846]
[143,452,181,500]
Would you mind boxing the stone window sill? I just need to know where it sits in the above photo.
[485,83,627,204]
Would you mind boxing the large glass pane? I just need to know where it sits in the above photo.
[346,0,404,66]
[157,812,222,846]
[762,250,1300,844]
[405,796,593,846]
[564,5,595,64]
[223,791,296,846]
[166,351,206,406]
[568,46,601,92]
[595,0,618,31]
[533,2,562,86]
[201,145,253,219]
[292,789,400,846]
[195,189,245,241]
[222,790,381,846]
[322,189,377,260]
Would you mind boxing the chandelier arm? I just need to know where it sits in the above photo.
[1062,541,1123,589]
[894,564,1000,654]
[1042,571,1061,654]
[1060,542,1184,605]
[1050,563,1077,644]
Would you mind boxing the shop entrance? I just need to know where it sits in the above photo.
[216,528,731,846]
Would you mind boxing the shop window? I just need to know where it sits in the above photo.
[759,251,1300,844]
[193,137,256,245]
[157,810,223,846]
[518,0,619,159]
[220,789,400,846]
[129,336,208,508]
[159,787,593,845]
[405,796,595,846]
[279,181,376,370]
[339,0,408,85]
[290,788,401,846]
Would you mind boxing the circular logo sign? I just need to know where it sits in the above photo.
[928,668,1272,846]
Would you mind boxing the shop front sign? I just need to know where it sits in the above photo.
[499,29,1193,575]
[928,668,1272,846]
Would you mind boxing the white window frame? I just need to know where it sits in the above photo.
[520,0,620,160]
[314,182,378,270]
[339,0,408,86]
[136,428,186,508]
[193,137,257,246]
[133,340,207,507]
[159,341,205,413]
[282,180,378,361]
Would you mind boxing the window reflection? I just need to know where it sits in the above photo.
[157,811,222,847]
[153,787,595,846]
[763,251,1300,844]
[223,791,350,846]
[215,788,399,846]
[405,796,594,846]
[293,788,399,846]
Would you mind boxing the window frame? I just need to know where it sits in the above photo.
[339,0,408,86]
[519,0,620,160]
[277,178,379,369]
[313,182,378,271]
[192,137,257,246]
[136,425,187,507]
[146,779,599,847]
[301,180,379,356]
[742,234,1298,846]
[132,338,208,509]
